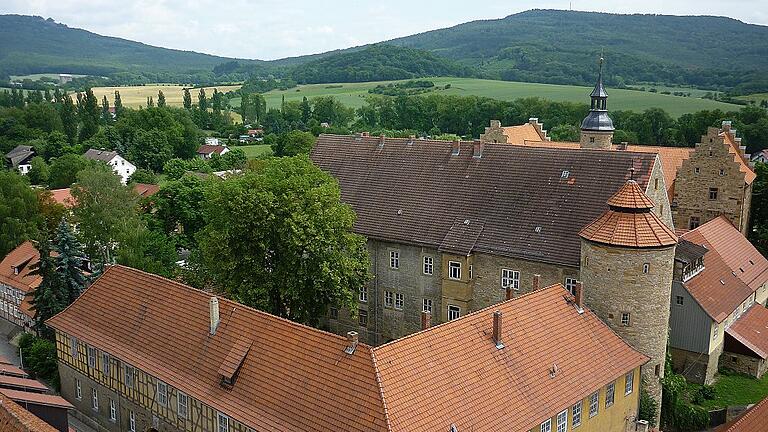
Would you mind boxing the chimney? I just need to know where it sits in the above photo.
[505,286,514,300]
[361,131,370,137]
[472,139,484,158]
[617,142,628,150]
[490,120,501,129]
[722,120,732,132]
[533,274,541,291]
[635,420,649,432]
[492,310,504,349]
[421,311,432,330]
[574,281,584,314]
[344,331,359,354]
[451,139,460,156]
[209,297,220,335]
[378,134,386,149]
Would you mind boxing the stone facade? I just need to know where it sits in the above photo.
[672,126,752,234]
[580,130,614,149]
[580,240,676,425]
[669,345,722,385]
[480,120,508,143]
[720,351,768,379]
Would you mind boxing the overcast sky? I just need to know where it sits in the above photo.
[2,0,767,60]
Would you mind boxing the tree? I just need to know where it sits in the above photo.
[59,93,77,143]
[28,156,50,185]
[53,219,89,304]
[271,130,316,157]
[127,129,174,172]
[300,96,311,123]
[157,90,166,108]
[29,236,66,339]
[198,88,208,112]
[101,95,111,124]
[163,158,190,180]
[128,168,158,184]
[78,88,100,142]
[146,96,154,108]
[0,171,42,256]
[48,154,91,189]
[221,148,247,169]
[114,90,124,119]
[154,175,207,247]
[36,191,67,233]
[183,88,192,110]
[197,156,371,325]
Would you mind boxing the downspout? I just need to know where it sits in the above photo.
[373,241,380,346]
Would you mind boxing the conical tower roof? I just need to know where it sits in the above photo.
[580,179,677,248]
[590,56,608,98]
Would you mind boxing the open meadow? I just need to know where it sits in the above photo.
[233,77,741,118]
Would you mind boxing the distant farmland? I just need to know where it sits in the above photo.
[230,77,741,118]
[88,84,241,108]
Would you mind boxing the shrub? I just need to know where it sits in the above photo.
[19,335,60,391]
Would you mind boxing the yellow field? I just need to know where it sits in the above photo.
[88,84,241,108]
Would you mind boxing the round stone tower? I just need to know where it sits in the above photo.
[580,56,615,149]
[579,179,677,425]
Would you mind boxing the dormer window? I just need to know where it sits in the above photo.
[12,267,19,275]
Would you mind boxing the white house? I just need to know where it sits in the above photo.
[196,144,230,159]
[83,149,136,184]
[205,137,220,146]
[4,145,35,175]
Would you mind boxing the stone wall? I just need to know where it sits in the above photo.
[644,157,675,228]
[580,240,675,424]
[669,345,722,385]
[479,120,508,143]
[580,130,613,149]
[720,351,768,379]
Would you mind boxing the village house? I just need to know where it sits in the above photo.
[0,242,43,331]
[46,265,650,432]
[196,144,230,159]
[668,216,768,384]
[83,149,136,184]
[4,145,36,175]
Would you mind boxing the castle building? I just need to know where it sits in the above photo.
[579,179,678,423]
[46,265,649,432]
[579,56,615,149]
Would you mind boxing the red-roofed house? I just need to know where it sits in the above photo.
[0,242,42,330]
[196,144,230,159]
[716,394,768,432]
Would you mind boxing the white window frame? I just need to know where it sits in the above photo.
[448,261,461,280]
[540,418,552,432]
[423,256,433,275]
[178,391,189,419]
[109,399,116,422]
[469,265,473,280]
[359,286,368,303]
[589,391,599,417]
[422,298,433,314]
[448,305,461,321]
[102,353,110,376]
[157,380,168,407]
[625,371,634,395]
[87,346,97,368]
[218,412,230,432]
[384,291,393,308]
[395,293,404,310]
[75,379,82,400]
[713,324,719,340]
[501,269,520,290]
[606,382,615,407]
[556,409,568,432]
[565,277,577,295]
[129,411,136,432]
[91,387,99,411]
[572,400,582,427]
[389,251,399,269]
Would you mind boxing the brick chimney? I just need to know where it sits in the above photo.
[209,297,220,335]
[505,286,514,300]
[344,331,359,354]
[378,134,386,149]
[451,139,460,156]
[574,281,584,314]
[492,310,504,349]
[472,139,484,159]
[533,274,541,291]
[421,311,431,330]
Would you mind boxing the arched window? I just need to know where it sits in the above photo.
[642,263,650,274]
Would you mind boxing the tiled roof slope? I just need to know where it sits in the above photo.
[47,266,388,432]
[0,391,58,432]
[311,134,657,267]
[49,189,75,208]
[133,183,160,197]
[580,180,677,248]
[83,149,118,163]
[372,285,648,432]
[726,305,768,359]
[501,124,545,144]
[0,242,42,293]
[196,144,228,155]
[680,216,768,322]
[715,395,768,432]
[721,130,756,184]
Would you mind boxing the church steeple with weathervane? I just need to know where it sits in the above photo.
[580,54,615,149]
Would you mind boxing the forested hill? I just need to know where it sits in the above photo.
[385,9,768,92]
[0,15,258,78]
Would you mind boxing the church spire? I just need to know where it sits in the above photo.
[590,54,608,106]
[579,53,615,149]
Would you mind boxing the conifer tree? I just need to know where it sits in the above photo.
[147,96,154,107]
[300,96,311,123]
[211,89,222,113]
[198,88,208,111]
[60,94,78,143]
[183,88,192,109]
[78,89,100,142]
[114,90,124,118]
[29,236,66,340]
[157,90,166,107]
[53,219,89,304]
[101,95,111,124]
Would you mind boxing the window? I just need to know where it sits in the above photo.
[359,286,368,303]
[156,380,168,407]
[620,312,631,326]
[561,170,570,179]
[423,256,433,275]
[642,263,650,274]
[625,371,634,395]
[501,269,520,290]
[389,251,399,269]
[712,324,719,340]
[423,298,433,314]
[689,216,700,230]
[395,293,404,310]
[654,178,659,190]
[448,261,461,280]
[384,291,393,308]
[125,364,135,389]
[329,307,338,320]
[589,137,595,143]
[91,388,98,411]
[676,295,684,306]
[102,353,110,376]
[178,391,188,419]
[129,411,136,432]
[448,305,461,321]
[540,418,552,432]
[589,391,599,417]
[70,337,78,359]
[218,412,230,432]
[87,346,96,368]
[572,401,582,427]
[469,265,473,280]
[565,278,577,295]
[556,410,568,432]
[75,379,82,400]
[709,187,718,200]
[606,382,615,407]
[719,169,725,176]
[109,399,116,422]
[358,310,368,327]
[694,167,700,174]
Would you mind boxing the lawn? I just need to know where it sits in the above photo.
[243,77,741,118]
[689,369,768,410]
[238,144,272,159]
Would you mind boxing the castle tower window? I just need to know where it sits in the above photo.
[719,169,725,176]
[620,312,631,326]
[643,263,650,274]
[709,188,718,200]
[654,178,659,190]
[589,137,595,143]
[695,167,700,174]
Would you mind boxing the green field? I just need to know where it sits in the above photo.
[231,77,741,118]
[238,144,272,159]
[736,93,768,104]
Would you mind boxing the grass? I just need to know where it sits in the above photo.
[87,84,242,109]
[237,144,272,159]
[238,77,742,118]
[688,369,768,410]
[735,93,768,104]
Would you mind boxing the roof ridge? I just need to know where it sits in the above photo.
[369,350,393,432]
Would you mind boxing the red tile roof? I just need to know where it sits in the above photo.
[372,285,648,432]
[716,395,768,431]
[47,266,389,432]
[726,306,768,359]
[311,134,657,267]
[133,183,160,197]
[0,376,49,393]
[0,391,59,432]
[0,366,28,379]
[49,189,75,208]
[0,389,72,410]
[501,124,545,144]
[196,144,228,155]
[580,180,677,248]
[0,242,42,293]
[681,217,768,322]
